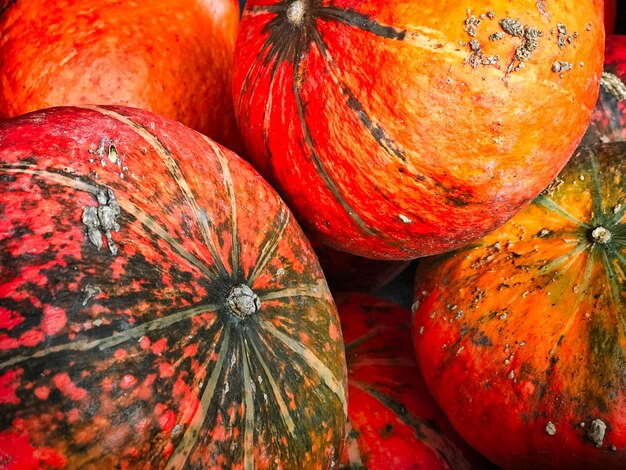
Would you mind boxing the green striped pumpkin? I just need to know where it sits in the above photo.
[0,106,347,469]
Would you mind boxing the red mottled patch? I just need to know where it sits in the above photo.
[18,329,45,348]
[0,369,22,405]
[52,373,87,401]
[158,362,175,378]
[34,386,50,401]
[0,307,24,331]
[159,409,176,432]
[119,374,137,390]
[41,305,67,336]
[66,409,80,424]
[0,431,67,469]
[151,338,167,355]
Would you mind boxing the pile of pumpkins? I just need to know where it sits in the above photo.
[0,1,624,469]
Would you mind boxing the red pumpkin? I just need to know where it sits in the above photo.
[412,142,626,469]
[0,106,347,468]
[0,0,243,153]
[232,0,604,260]
[582,34,626,145]
[337,292,493,469]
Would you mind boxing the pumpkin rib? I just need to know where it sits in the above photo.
[0,303,207,372]
[343,421,365,468]
[257,280,328,301]
[247,205,290,285]
[317,4,407,41]
[344,324,398,352]
[86,106,230,279]
[310,28,408,164]
[203,136,242,281]
[165,324,231,469]
[310,26,480,212]
[292,51,382,239]
[535,194,589,227]
[241,335,255,470]
[259,319,348,414]
[247,334,297,436]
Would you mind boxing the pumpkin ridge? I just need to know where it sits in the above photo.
[241,335,255,470]
[86,105,230,279]
[202,136,242,282]
[257,280,328,301]
[246,332,297,436]
[0,302,220,372]
[316,5,406,41]
[0,162,216,278]
[165,323,231,469]
[247,205,290,285]
[259,318,348,413]
[535,194,588,227]
[310,28,406,164]
[292,54,381,239]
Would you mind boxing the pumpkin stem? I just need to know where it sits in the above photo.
[286,0,305,26]
[227,284,261,319]
[591,226,612,244]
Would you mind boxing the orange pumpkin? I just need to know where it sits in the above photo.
[233,0,604,259]
[412,142,626,469]
[0,0,243,153]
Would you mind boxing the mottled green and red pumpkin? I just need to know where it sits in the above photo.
[0,106,346,468]
[336,292,493,469]
[412,142,626,469]
[233,0,604,259]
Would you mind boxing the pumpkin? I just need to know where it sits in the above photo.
[412,142,626,469]
[582,34,626,146]
[0,106,347,468]
[232,0,604,260]
[0,0,243,153]
[336,292,493,469]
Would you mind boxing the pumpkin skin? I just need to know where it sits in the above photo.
[232,0,604,260]
[0,106,347,468]
[0,0,243,153]
[336,292,493,470]
[412,142,626,469]
[582,34,626,145]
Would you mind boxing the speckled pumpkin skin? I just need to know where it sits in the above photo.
[412,143,626,469]
[582,34,626,146]
[233,0,604,260]
[336,292,492,470]
[0,0,243,153]
[0,106,347,469]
